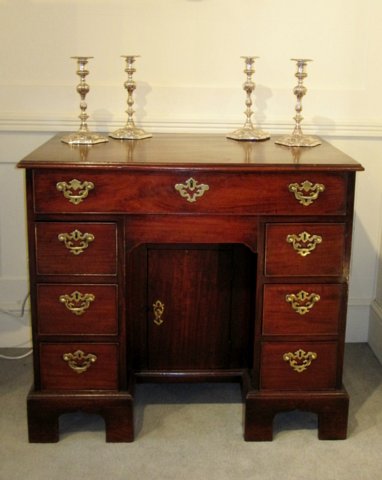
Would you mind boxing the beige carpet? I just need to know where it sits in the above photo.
[1,343,382,480]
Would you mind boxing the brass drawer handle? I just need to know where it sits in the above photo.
[283,349,317,373]
[153,299,165,326]
[285,290,320,315]
[63,349,97,374]
[286,231,322,257]
[59,291,95,316]
[174,177,209,203]
[56,179,95,205]
[288,180,325,206]
[58,229,95,255]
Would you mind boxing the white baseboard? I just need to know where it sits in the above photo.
[0,112,381,138]
[346,303,370,342]
[368,300,382,364]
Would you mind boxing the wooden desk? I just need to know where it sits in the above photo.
[18,134,363,442]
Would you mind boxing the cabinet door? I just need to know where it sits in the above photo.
[147,246,233,370]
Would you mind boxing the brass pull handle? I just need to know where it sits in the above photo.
[174,177,209,203]
[59,291,95,316]
[153,300,165,326]
[286,231,322,257]
[63,350,97,374]
[56,179,95,205]
[283,349,318,373]
[288,180,325,206]
[58,229,95,255]
[285,290,320,315]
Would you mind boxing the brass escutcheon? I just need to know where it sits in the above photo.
[174,177,209,203]
[58,229,95,255]
[285,290,321,315]
[153,299,165,326]
[283,349,318,373]
[286,231,322,257]
[59,291,95,316]
[288,180,325,206]
[63,349,97,374]
[56,179,95,205]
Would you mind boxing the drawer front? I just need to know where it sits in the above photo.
[37,284,118,335]
[262,284,345,336]
[33,171,347,215]
[260,342,338,390]
[39,343,118,390]
[265,223,346,276]
[35,222,117,275]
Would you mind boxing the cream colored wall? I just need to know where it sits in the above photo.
[0,0,381,347]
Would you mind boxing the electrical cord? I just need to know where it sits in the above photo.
[0,349,33,360]
[0,292,33,360]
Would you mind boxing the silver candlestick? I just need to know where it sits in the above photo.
[109,55,152,140]
[61,56,108,145]
[227,56,270,141]
[275,58,321,147]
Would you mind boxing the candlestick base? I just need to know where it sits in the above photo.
[275,133,321,147]
[109,125,152,140]
[61,131,109,145]
[226,126,270,141]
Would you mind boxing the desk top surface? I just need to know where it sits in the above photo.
[18,133,364,172]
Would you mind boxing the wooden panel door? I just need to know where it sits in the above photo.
[147,245,234,370]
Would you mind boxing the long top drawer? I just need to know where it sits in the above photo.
[32,170,349,215]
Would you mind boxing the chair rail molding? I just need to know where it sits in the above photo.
[0,113,381,138]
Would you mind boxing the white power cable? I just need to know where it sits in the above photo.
[0,349,33,360]
[0,292,33,360]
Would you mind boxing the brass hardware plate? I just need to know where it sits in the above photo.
[57,229,95,255]
[288,180,325,206]
[285,290,320,315]
[153,300,165,326]
[286,231,322,257]
[283,349,318,373]
[56,179,95,205]
[174,177,209,203]
[59,291,95,316]
[63,349,97,374]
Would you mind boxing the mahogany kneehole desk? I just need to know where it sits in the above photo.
[18,134,363,442]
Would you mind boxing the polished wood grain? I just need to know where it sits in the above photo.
[39,343,119,390]
[18,133,363,442]
[35,222,117,275]
[262,283,345,336]
[33,170,348,215]
[37,284,118,335]
[147,246,233,370]
[265,223,346,276]
[18,133,363,169]
[260,341,338,390]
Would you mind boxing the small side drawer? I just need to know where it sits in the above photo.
[33,170,348,216]
[39,343,119,390]
[262,284,345,336]
[265,223,346,277]
[37,284,118,335]
[260,342,338,390]
[35,222,117,275]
